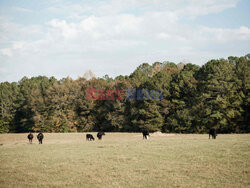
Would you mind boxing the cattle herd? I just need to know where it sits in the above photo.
[27,129,217,144]
[27,132,44,144]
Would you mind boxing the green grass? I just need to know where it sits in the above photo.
[0,133,249,187]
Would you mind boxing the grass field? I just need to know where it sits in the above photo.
[0,133,249,188]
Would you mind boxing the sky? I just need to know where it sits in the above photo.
[0,0,250,82]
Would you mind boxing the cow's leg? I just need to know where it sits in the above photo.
[146,135,148,140]
[209,134,210,139]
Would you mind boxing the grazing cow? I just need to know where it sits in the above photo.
[97,132,105,140]
[142,130,150,140]
[27,133,34,144]
[86,134,95,141]
[37,132,44,144]
[209,128,217,139]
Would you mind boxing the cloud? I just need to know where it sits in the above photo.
[175,0,239,18]
[13,41,26,49]
[0,0,249,82]
[0,48,12,57]
[48,19,78,39]
[12,7,33,13]
[199,26,250,42]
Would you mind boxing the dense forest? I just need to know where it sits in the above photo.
[0,54,249,133]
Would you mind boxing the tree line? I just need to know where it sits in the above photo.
[0,54,249,133]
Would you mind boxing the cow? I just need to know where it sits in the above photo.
[97,132,105,140]
[86,134,95,141]
[27,133,34,144]
[142,130,150,140]
[209,128,217,139]
[37,132,44,144]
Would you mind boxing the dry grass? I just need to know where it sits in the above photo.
[0,133,249,187]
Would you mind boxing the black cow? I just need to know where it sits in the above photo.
[142,130,150,140]
[97,132,105,140]
[86,134,95,141]
[37,132,44,144]
[209,128,217,139]
[27,133,34,144]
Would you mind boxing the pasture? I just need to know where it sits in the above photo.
[0,133,249,187]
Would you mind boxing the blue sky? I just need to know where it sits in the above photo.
[0,0,250,82]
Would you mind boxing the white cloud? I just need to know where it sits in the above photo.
[12,7,33,13]
[157,33,171,40]
[238,26,250,38]
[80,16,98,32]
[0,0,249,82]
[13,41,26,49]
[175,0,239,18]
[0,48,12,57]
[199,26,250,42]
[48,19,78,39]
